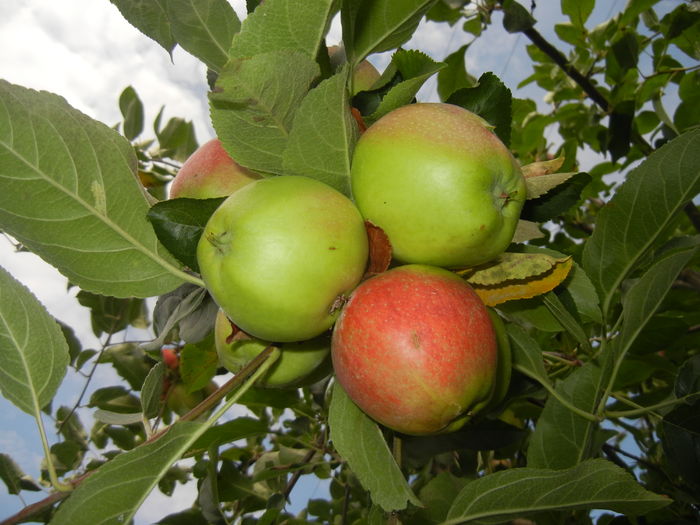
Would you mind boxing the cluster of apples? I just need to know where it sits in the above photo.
[171,95,526,435]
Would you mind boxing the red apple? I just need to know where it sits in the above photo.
[169,138,261,199]
[331,264,498,435]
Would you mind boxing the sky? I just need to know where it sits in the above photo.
[0,0,668,522]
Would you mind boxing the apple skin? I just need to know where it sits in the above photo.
[214,309,331,388]
[197,175,369,343]
[350,103,527,268]
[331,264,498,436]
[328,45,381,94]
[169,138,261,199]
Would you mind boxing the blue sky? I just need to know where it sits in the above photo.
[0,0,678,521]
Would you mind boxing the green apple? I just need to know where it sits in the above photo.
[169,138,261,199]
[214,309,331,388]
[197,175,369,342]
[350,103,527,268]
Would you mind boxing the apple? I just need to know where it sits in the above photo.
[328,45,381,94]
[350,103,527,268]
[168,138,261,199]
[166,381,217,417]
[331,264,498,436]
[214,309,331,388]
[197,175,369,342]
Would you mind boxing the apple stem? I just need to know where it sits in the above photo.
[205,231,231,255]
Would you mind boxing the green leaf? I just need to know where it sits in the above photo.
[559,263,602,325]
[527,363,602,469]
[366,49,446,123]
[446,72,512,146]
[142,362,166,419]
[154,113,198,163]
[619,0,660,27]
[582,128,700,319]
[147,197,225,272]
[328,382,421,511]
[444,459,670,524]
[506,324,549,388]
[521,172,592,223]
[118,86,144,141]
[188,417,268,455]
[109,0,176,54]
[282,68,359,196]
[0,266,69,415]
[561,0,593,27]
[437,44,476,102]
[675,354,700,401]
[661,403,700,491]
[51,421,205,525]
[342,0,437,65]
[0,453,41,494]
[209,50,319,175]
[229,0,335,59]
[179,334,218,393]
[93,409,143,426]
[542,292,592,354]
[76,291,146,338]
[0,80,191,298]
[616,241,699,360]
[166,0,241,72]
[501,0,536,33]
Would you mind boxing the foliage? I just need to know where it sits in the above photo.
[1,0,699,524]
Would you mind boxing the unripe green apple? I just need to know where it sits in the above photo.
[214,309,331,388]
[350,103,527,268]
[169,138,261,199]
[331,264,498,436]
[197,175,369,342]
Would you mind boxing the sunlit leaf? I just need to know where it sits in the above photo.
[0,266,69,415]
[109,0,176,54]
[282,67,359,195]
[0,80,189,298]
[328,382,421,511]
[229,0,335,59]
[210,51,319,175]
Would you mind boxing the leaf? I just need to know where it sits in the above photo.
[188,417,268,456]
[145,284,209,351]
[342,0,437,65]
[437,44,475,102]
[109,0,176,54]
[179,334,218,393]
[147,197,225,272]
[562,0,594,27]
[661,403,700,491]
[461,253,573,307]
[675,354,700,401]
[118,86,144,141]
[229,0,335,59]
[209,50,319,175]
[501,0,536,34]
[559,262,602,325]
[141,362,166,419]
[527,363,602,469]
[524,172,578,200]
[615,241,698,360]
[446,72,512,146]
[521,172,592,223]
[0,80,189,298]
[512,219,546,243]
[506,324,549,388]
[282,67,359,195]
[0,453,41,495]
[328,382,421,511]
[366,49,446,123]
[50,421,205,525]
[0,266,69,415]
[444,459,670,524]
[166,0,241,72]
[542,292,592,354]
[581,125,700,319]
[93,409,143,426]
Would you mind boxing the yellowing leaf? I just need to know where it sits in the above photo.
[460,254,574,306]
[522,156,565,178]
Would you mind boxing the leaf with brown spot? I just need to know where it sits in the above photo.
[460,253,574,306]
[521,156,579,199]
[521,156,565,178]
[364,220,392,276]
